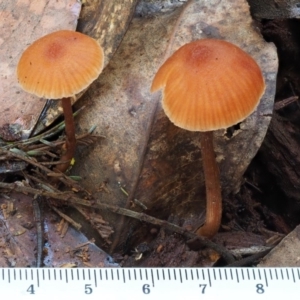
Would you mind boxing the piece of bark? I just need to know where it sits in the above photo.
[257,18,300,221]
[259,113,300,212]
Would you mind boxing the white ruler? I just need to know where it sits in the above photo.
[0,267,299,299]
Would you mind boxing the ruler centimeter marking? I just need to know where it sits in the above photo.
[0,268,300,299]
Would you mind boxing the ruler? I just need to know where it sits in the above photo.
[0,267,299,299]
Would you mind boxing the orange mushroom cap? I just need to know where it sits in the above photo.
[151,39,265,131]
[17,30,104,99]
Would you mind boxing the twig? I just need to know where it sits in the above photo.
[40,160,70,166]
[230,246,272,257]
[0,181,235,264]
[32,196,43,268]
[51,206,81,231]
[2,149,62,179]
[72,240,95,252]
[226,248,272,267]
[74,205,113,243]
[274,96,298,110]
[25,133,102,154]
[1,149,84,191]
[26,173,59,193]
[259,227,285,238]
[244,179,263,193]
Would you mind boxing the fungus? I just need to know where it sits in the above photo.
[17,30,104,173]
[151,39,265,238]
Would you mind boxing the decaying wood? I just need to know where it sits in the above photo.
[259,113,300,209]
[247,0,300,19]
[257,18,300,225]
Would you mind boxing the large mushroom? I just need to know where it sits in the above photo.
[17,30,104,173]
[151,39,265,238]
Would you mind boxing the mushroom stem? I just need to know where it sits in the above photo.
[55,97,76,173]
[196,131,222,238]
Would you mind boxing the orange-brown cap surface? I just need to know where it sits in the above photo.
[151,39,265,131]
[17,30,104,99]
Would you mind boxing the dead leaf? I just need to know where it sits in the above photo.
[258,225,300,267]
[70,0,278,252]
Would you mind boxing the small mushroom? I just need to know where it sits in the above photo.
[17,30,104,173]
[151,39,265,238]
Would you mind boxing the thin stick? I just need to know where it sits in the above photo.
[32,196,43,268]
[51,206,81,231]
[274,96,298,111]
[71,240,95,252]
[226,249,272,267]
[1,148,80,189]
[196,131,222,238]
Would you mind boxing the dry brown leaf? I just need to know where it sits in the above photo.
[70,0,278,252]
[258,225,300,267]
